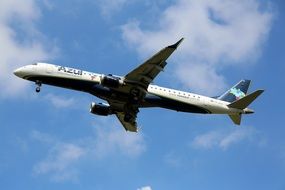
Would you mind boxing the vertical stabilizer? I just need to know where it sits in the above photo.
[218,80,251,103]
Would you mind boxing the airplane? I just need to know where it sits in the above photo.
[13,38,264,132]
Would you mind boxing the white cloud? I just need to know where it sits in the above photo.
[175,63,226,95]
[31,131,85,182]
[121,0,273,94]
[164,151,182,168]
[191,127,255,150]
[137,186,152,190]
[95,0,130,17]
[92,118,146,158]
[192,131,221,149]
[32,119,146,181]
[0,0,56,98]
[34,143,85,182]
[31,130,55,144]
[45,93,75,108]
[219,129,249,149]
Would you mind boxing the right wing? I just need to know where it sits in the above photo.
[124,38,184,89]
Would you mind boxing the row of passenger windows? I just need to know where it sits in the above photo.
[149,86,201,98]
[83,72,97,77]
[150,86,225,105]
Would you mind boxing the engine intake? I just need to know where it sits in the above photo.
[90,102,113,116]
[101,75,124,88]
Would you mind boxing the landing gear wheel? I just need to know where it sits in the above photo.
[36,86,41,93]
[129,88,141,103]
[35,80,42,93]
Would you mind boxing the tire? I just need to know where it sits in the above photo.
[36,87,41,93]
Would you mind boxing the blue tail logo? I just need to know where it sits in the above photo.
[217,80,251,103]
[229,88,246,100]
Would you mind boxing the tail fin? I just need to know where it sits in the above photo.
[228,89,264,125]
[218,80,251,103]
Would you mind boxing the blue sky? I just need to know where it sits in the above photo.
[0,0,284,189]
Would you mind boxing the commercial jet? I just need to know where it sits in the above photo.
[14,38,264,132]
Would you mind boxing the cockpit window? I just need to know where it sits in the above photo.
[32,63,38,65]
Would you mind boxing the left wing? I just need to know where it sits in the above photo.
[124,38,184,89]
[107,100,139,132]
[116,112,138,132]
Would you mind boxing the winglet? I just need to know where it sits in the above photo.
[168,37,184,49]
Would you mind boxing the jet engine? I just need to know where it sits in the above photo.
[90,102,113,116]
[100,74,124,88]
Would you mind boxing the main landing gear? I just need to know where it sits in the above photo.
[129,88,141,103]
[35,80,42,93]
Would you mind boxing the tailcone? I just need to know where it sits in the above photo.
[244,108,254,114]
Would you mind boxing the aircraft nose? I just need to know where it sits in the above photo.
[13,67,24,78]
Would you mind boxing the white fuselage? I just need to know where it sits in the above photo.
[14,63,243,115]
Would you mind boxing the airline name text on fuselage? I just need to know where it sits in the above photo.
[58,66,82,75]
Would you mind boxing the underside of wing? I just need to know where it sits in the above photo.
[116,112,138,132]
[124,38,184,89]
[107,100,139,132]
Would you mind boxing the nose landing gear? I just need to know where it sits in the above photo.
[35,80,42,93]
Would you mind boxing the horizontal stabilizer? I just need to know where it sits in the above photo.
[228,89,264,109]
[228,114,242,125]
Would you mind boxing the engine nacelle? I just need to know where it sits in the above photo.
[100,75,124,88]
[90,102,113,116]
